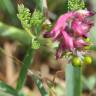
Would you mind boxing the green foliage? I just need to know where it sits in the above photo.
[32,39,40,49]
[65,64,81,96]
[17,4,44,49]
[29,71,48,96]
[16,1,49,95]
[0,0,18,25]
[34,0,43,12]
[16,1,46,93]
[17,4,44,33]
[1,0,16,16]
[0,81,18,96]
[30,9,44,27]
[65,0,86,96]
[0,22,31,46]
[16,48,34,91]
[1,0,96,96]
[68,0,85,11]
[17,4,31,29]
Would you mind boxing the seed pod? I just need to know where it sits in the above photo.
[84,45,91,50]
[71,56,81,67]
[83,56,92,64]
[83,38,91,42]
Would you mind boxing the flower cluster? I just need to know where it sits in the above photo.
[17,4,31,29]
[17,4,44,49]
[68,0,85,11]
[44,10,94,60]
[17,4,44,30]
[30,9,44,26]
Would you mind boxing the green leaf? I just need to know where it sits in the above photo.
[16,48,34,91]
[0,22,31,46]
[65,64,82,96]
[0,81,18,96]
[28,71,48,96]
[1,0,16,16]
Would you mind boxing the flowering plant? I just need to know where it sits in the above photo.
[44,9,94,66]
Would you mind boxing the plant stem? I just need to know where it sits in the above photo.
[16,48,34,91]
[65,64,82,96]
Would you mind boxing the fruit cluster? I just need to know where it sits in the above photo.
[71,55,92,67]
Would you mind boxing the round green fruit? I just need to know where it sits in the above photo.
[83,38,91,42]
[83,56,92,65]
[71,57,81,67]
[84,45,91,50]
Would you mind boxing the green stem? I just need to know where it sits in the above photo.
[65,64,82,96]
[16,48,34,91]
[65,0,84,95]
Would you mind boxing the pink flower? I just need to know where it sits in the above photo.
[71,18,93,37]
[56,30,74,59]
[44,10,94,59]
[61,30,74,51]
[44,12,73,39]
